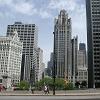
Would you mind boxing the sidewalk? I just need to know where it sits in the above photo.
[0,89,100,96]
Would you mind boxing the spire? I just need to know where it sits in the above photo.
[60,9,67,16]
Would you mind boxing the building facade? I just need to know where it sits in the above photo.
[6,22,38,85]
[71,36,78,84]
[79,43,86,51]
[77,43,88,84]
[54,10,72,78]
[79,43,86,67]
[86,0,100,88]
[47,52,54,77]
[77,67,88,84]
[35,48,45,81]
[77,50,86,68]
[0,31,23,88]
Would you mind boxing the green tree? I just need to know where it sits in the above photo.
[35,77,74,90]
[18,81,30,90]
[65,82,74,90]
[55,78,65,90]
[35,77,53,90]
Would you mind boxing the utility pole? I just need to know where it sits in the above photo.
[53,32,55,95]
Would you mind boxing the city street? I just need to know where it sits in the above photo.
[0,96,100,100]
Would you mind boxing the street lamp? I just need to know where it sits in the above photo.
[53,32,56,95]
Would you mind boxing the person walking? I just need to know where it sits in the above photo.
[44,85,47,94]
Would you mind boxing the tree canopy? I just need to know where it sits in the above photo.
[35,77,74,90]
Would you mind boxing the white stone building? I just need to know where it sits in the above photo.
[0,31,23,88]
[76,48,88,84]
[77,50,86,68]
[77,67,88,83]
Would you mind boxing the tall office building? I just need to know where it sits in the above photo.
[47,52,54,76]
[0,31,23,88]
[79,43,86,51]
[35,48,45,81]
[79,43,86,66]
[71,36,78,84]
[77,43,88,84]
[6,22,38,85]
[86,0,100,88]
[78,43,86,68]
[77,50,86,68]
[54,10,72,78]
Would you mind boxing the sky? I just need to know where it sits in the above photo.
[0,0,86,67]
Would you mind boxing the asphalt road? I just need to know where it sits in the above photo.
[0,96,100,100]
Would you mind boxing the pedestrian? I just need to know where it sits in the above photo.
[44,85,47,94]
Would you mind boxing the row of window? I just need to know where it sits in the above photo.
[8,28,35,30]
[78,77,87,79]
[92,1,100,4]
[92,15,100,18]
[8,25,35,28]
[92,5,100,7]
[92,12,100,15]
[93,18,100,21]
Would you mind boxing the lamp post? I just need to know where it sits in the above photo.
[53,32,56,95]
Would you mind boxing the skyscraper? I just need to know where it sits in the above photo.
[6,22,38,85]
[79,43,86,67]
[47,52,54,76]
[77,50,86,68]
[54,10,72,78]
[35,48,45,81]
[86,0,100,88]
[77,43,88,85]
[79,43,86,51]
[71,36,78,85]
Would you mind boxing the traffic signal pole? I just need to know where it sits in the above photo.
[53,32,55,95]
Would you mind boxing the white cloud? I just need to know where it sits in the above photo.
[0,0,52,18]
[0,0,37,16]
[0,12,3,18]
[39,9,52,19]
[48,0,77,12]
[0,0,13,5]
[0,11,15,19]
[14,2,37,15]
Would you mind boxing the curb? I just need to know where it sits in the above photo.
[0,93,100,96]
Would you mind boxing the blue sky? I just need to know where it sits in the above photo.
[0,0,86,67]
